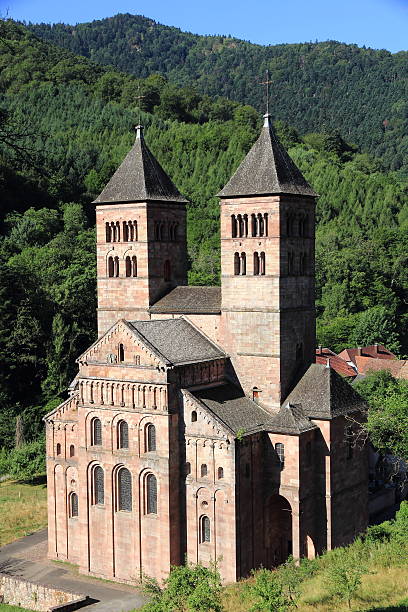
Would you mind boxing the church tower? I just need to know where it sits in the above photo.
[94,126,188,336]
[219,114,317,411]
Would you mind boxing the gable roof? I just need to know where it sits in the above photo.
[93,126,188,205]
[315,353,357,378]
[128,318,226,366]
[150,286,221,314]
[218,114,317,199]
[191,383,274,436]
[338,344,396,364]
[354,355,408,379]
[285,363,368,419]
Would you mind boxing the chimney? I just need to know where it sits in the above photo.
[357,347,362,356]
[374,343,379,354]
[318,344,323,355]
[326,357,330,369]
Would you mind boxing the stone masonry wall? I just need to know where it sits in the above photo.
[0,574,83,612]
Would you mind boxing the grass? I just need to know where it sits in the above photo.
[222,565,408,612]
[0,605,35,611]
[0,476,47,547]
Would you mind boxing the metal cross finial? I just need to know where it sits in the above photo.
[259,69,273,115]
[135,83,145,126]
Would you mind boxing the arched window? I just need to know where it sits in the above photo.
[56,443,61,456]
[108,256,114,278]
[69,444,75,458]
[258,213,264,236]
[231,215,237,237]
[185,462,191,476]
[243,214,248,237]
[69,492,78,518]
[114,256,120,277]
[191,411,197,423]
[260,252,266,275]
[237,214,244,238]
[264,213,268,236]
[116,221,120,242]
[288,252,294,275]
[111,222,116,242]
[241,252,246,275]
[217,467,224,479]
[132,256,137,277]
[118,343,125,362]
[118,467,132,512]
[200,515,210,543]
[146,423,156,452]
[146,474,157,514]
[201,464,207,478]
[91,418,102,446]
[125,256,131,277]
[164,260,171,282]
[275,443,285,468]
[118,420,129,449]
[234,252,240,275]
[251,213,257,237]
[123,221,129,242]
[93,466,104,505]
[254,252,260,275]
[106,222,111,242]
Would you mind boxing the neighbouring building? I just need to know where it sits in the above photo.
[45,115,369,584]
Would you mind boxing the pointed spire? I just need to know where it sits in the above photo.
[93,126,188,205]
[218,114,317,199]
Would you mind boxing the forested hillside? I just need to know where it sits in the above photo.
[0,20,407,450]
[28,13,408,173]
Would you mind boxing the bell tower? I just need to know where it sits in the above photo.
[94,126,188,336]
[219,114,317,411]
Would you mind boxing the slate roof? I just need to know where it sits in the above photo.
[269,403,317,434]
[128,318,226,366]
[191,384,317,436]
[150,286,221,314]
[285,363,368,419]
[93,126,188,204]
[192,383,275,436]
[218,114,317,199]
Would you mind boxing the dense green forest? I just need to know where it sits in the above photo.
[27,13,408,174]
[0,19,407,451]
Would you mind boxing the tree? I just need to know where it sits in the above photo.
[325,549,366,609]
[246,568,295,612]
[141,562,223,612]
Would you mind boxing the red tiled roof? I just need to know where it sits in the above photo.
[315,354,357,378]
[315,347,337,358]
[338,344,396,364]
[354,356,408,379]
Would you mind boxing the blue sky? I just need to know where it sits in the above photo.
[3,0,408,53]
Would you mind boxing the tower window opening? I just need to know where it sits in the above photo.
[258,213,264,236]
[123,221,129,242]
[125,256,131,277]
[240,252,246,275]
[56,443,61,456]
[275,442,285,468]
[218,466,224,479]
[132,256,137,277]
[231,215,237,238]
[260,252,266,275]
[108,256,114,278]
[164,260,171,282]
[234,252,240,275]
[201,464,208,478]
[254,251,260,275]
[185,462,191,476]
[69,444,75,458]
[191,411,197,423]
[106,222,112,242]
[251,213,257,236]
[114,256,120,277]
[264,213,268,236]
[118,343,125,362]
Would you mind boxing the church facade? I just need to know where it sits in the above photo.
[45,115,369,584]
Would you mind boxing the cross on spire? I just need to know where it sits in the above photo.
[135,83,145,126]
[259,69,273,115]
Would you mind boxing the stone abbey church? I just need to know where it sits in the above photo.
[45,114,369,584]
